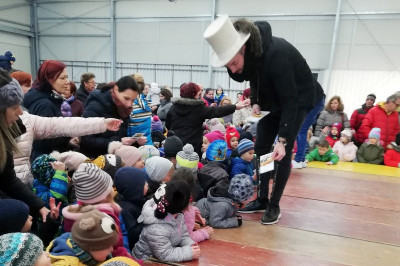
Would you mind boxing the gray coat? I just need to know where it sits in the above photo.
[132,198,194,262]
[157,101,172,122]
[195,186,239,229]
[314,110,350,136]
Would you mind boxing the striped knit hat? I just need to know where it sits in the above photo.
[0,233,44,266]
[176,144,199,172]
[73,163,113,204]
[238,138,254,157]
[31,154,57,187]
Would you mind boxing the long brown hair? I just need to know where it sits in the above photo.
[0,110,21,172]
[325,95,344,112]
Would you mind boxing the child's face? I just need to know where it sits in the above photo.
[143,182,149,196]
[34,251,51,266]
[241,150,254,162]
[133,158,145,169]
[167,157,177,168]
[230,137,239,149]
[331,127,338,136]
[217,88,222,94]
[21,215,33,232]
[318,146,329,155]
[202,137,210,153]
[369,138,378,145]
[90,246,114,262]
[340,136,349,144]
[162,167,174,183]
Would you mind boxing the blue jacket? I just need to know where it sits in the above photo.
[80,89,129,157]
[32,170,69,209]
[230,157,254,180]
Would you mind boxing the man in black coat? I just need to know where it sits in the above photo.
[204,15,325,224]
[76,72,96,105]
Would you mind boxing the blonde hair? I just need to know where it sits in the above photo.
[325,95,344,112]
[0,110,21,172]
[221,96,232,105]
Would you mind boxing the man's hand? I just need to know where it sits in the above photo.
[235,99,250,110]
[121,137,136,145]
[105,118,122,131]
[272,142,286,161]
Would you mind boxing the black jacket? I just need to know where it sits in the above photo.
[166,98,236,156]
[228,20,325,140]
[80,89,128,157]
[23,88,70,161]
[76,84,90,106]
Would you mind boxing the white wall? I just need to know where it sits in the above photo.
[0,0,32,73]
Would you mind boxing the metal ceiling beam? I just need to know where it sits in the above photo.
[39,33,111,37]
[110,0,116,81]
[30,0,40,77]
[0,2,29,11]
[0,25,34,37]
[0,18,31,28]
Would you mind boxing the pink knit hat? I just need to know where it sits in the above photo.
[50,151,88,171]
[108,141,142,167]
[205,130,225,143]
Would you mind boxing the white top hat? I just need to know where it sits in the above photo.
[204,15,250,67]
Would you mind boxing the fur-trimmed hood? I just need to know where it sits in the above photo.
[172,97,204,106]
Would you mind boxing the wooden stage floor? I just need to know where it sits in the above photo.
[145,166,400,266]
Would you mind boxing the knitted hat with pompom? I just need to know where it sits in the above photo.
[176,144,199,172]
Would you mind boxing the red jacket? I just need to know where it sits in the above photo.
[384,149,400,167]
[350,104,373,130]
[355,103,400,150]
[325,135,340,148]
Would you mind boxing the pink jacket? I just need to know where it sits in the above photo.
[332,141,358,162]
[183,204,209,243]
[14,112,107,186]
[62,203,133,259]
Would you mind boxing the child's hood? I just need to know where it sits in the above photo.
[207,185,233,204]
[114,168,146,204]
[137,198,183,226]
[62,203,121,222]
[47,233,75,257]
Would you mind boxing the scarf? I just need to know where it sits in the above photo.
[68,235,102,266]
[110,89,133,119]
[61,101,72,117]
[66,95,75,104]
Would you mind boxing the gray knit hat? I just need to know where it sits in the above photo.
[145,157,173,183]
[0,233,44,266]
[228,174,253,203]
[176,144,199,172]
[73,163,113,204]
[0,77,23,110]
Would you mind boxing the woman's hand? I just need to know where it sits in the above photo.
[235,99,250,110]
[105,118,122,131]
[272,142,286,161]
[137,136,147,146]
[38,207,50,222]
[121,137,136,146]
[50,161,66,172]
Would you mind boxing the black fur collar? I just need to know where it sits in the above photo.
[172,97,204,106]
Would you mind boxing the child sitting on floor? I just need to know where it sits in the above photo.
[196,174,253,228]
[108,141,145,169]
[145,157,174,199]
[0,232,51,266]
[171,167,213,243]
[230,139,255,182]
[305,139,339,165]
[201,130,225,162]
[225,126,240,158]
[31,154,69,209]
[356,128,384,165]
[321,122,342,148]
[384,133,400,167]
[48,208,120,265]
[332,129,358,162]
[133,181,200,263]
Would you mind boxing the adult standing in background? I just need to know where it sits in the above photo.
[157,88,173,126]
[203,88,216,107]
[23,60,71,161]
[166,82,249,156]
[204,15,325,224]
[76,72,96,105]
[0,51,16,72]
[61,81,84,117]
[314,95,350,137]
[10,71,32,95]
[350,93,376,145]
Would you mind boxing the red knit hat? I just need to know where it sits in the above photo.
[10,71,32,87]
[180,82,199,98]
[331,122,342,133]
[225,126,240,149]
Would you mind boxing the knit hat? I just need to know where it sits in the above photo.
[369,127,381,140]
[0,77,23,110]
[225,126,240,149]
[145,157,173,183]
[331,122,342,133]
[151,116,163,132]
[204,130,225,144]
[239,131,254,142]
[50,150,88,171]
[5,51,16,61]
[0,199,30,235]
[206,139,227,161]
[228,174,253,203]
[176,144,199,172]
[340,129,353,141]
[158,147,165,157]
[238,139,254,157]
[163,136,183,158]
[71,208,118,252]
[0,233,44,266]
[73,163,113,204]
[366,93,376,101]
[89,154,123,178]
[108,141,142,167]
[100,257,140,266]
[153,181,191,219]
[139,145,160,162]
[10,71,32,87]
[31,154,57,187]
[209,118,226,133]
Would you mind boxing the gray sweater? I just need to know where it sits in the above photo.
[133,198,194,262]
[315,110,350,136]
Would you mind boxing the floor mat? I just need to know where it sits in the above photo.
[307,161,400,177]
